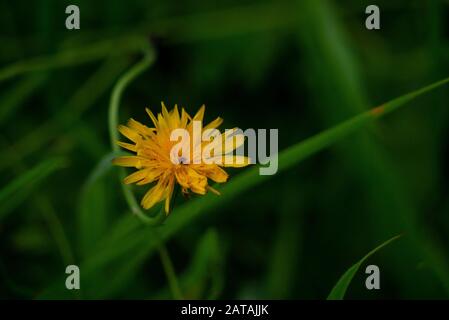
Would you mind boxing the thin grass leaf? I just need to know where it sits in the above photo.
[327,235,401,300]
[148,2,297,44]
[0,57,130,170]
[0,36,145,83]
[37,196,75,267]
[0,158,67,221]
[266,183,303,298]
[0,73,47,125]
[184,229,224,300]
[78,153,115,257]
[152,229,223,299]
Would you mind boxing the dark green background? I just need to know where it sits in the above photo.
[0,0,448,299]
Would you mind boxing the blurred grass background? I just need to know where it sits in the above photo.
[0,0,449,299]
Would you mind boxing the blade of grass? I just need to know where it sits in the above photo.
[36,196,75,266]
[78,153,115,258]
[0,36,145,83]
[266,183,303,298]
[158,245,184,300]
[0,3,297,84]
[0,157,67,221]
[296,0,449,296]
[0,138,77,294]
[0,73,47,125]
[37,75,449,298]
[142,2,297,44]
[327,235,401,300]
[0,56,130,170]
[152,229,224,299]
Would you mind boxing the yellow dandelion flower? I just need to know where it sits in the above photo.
[112,102,251,214]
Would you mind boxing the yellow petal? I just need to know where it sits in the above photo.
[112,156,143,168]
[117,141,137,152]
[164,177,175,214]
[202,128,245,158]
[196,165,228,183]
[141,177,167,210]
[204,117,223,131]
[161,102,173,128]
[192,104,205,121]
[145,107,159,128]
[217,155,251,168]
[207,185,221,195]
[186,167,207,194]
[118,125,141,143]
[174,167,190,189]
[127,118,155,136]
[123,168,161,185]
[180,107,189,127]
[136,169,162,185]
[223,133,245,154]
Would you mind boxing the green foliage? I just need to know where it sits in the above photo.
[0,158,66,221]
[327,235,401,300]
[1,0,449,300]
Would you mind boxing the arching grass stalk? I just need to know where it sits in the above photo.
[108,43,184,299]
[107,44,167,225]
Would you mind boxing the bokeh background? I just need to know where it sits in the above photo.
[1,0,449,299]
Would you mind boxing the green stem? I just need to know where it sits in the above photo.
[109,41,182,299]
[108,43,167,225]
[37,197,75,266]
[107,41,183,299]
[157,244,184,300]
[108,49,153,149]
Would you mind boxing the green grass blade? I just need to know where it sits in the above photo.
[78,153,115,257]
[152,229,223,299]
[158,245,184,300]
[266,184,303,298]
[186,229,224,300]
[0,158,67,221]
[0,36,145,83]
[327,235,401,300]
[0,57,130,171]
[149,2,297,44]
[37,196,75,266]
[0,74,47,125]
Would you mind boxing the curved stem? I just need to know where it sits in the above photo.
[108,42,183,299]
[108,45,155,149]
[108,43,167,225]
